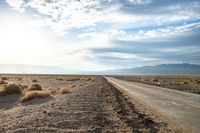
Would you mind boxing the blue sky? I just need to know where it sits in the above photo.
[0,0,200,71]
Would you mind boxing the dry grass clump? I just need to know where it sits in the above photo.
[80,77,96,82]
[1,77,8,80]
[47,87,60,94]
[32,79,38,82]
[21,91,51,102]
[0,80,8,85]
[65,76,79,81]
[0,84,22,95]
[29,83,42,91]
[152,79,159,82]
[196,81,200,84]
[65,76,96,82]
[60,87,70,94]
[56,78,63,81]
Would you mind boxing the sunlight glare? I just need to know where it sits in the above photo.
[0,14,50,64]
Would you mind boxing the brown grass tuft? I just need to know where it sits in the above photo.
[0,80,8,85]
[21,91,51,102]
[1,77,8,80]
[47,87,60,94]
[60,87,70,94]
[29,83,42,91]
[32,79,38,82]
[0,84,22,95]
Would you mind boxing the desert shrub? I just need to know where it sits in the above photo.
[60,87,70,94]
[66,76,80,81]
[184,82,188,84]
[21,91,51,102]
[17,77,22,81]
[196,81,200,84]
[71,85,76,88]
[22,85,28,89]
[56,78,63,81]
[1,77,8,80]
[29,83,42,91]
[152,79,159,82]
[0,80,8,85]
[47,87,60,94]
[80,77,96,82]
[32,79,38,82]
[0,84,22,95]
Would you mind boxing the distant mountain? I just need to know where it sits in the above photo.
[0,63,200,75]
[99,63,200,75]
[0,64,84,74]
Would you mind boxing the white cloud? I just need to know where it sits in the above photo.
[106,22,200,41]
[128,0,152,5]
[6,0,25,12]
[5,0,147,35]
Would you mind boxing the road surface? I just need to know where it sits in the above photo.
[106,77,200,132]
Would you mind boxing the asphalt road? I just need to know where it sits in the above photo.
[106,77,200,132]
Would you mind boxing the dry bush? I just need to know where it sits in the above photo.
[22,85,28,89]
[29,83,42,91]
[56,78,63,81]
[89,77,96,82]
[66,76,80,81]
[80,77,96,82]
[47,87,60,94]
[0,84,22,95]
[21,91,51,102]
[71,85,76,88]
[0,80,8,85]
[32,79,38,82]
[152,79,159,82]
[1,77,8,80]
[60,87,70,94]
[17,77,22,81]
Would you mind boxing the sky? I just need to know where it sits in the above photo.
[0,0,200,72]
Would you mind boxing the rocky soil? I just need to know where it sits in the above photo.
[0,76,186,132]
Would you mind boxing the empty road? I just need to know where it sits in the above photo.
[106,77,200,132]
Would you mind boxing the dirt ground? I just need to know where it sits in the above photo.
[115,75,200,94]
[0,75,188,132]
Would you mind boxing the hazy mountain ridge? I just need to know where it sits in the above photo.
[0,63,200,75]
[99,63,200,75]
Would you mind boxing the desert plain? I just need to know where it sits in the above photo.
[0,75,199,132]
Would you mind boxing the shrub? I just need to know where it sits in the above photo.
[152,79,159,82]
[21,91,51,102]
[56,78,63,81]
[22,85,28,89]
[0,84,22,95]
[1,77,8,80]
[60,87,70,94]
[47,87,60,94]
[29,83,42,91]
[0,80,8,85]
[32,79,38,82]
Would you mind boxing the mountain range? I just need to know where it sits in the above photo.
[0,63,200,75]
[99,63,200,75]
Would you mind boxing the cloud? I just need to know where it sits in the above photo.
[4,0,200,70]
[6,0,199,36]
[6,0,25,12]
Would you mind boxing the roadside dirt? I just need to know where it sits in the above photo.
[0,76,186,132]
[115,76,200,94]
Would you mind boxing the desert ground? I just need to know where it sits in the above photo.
[0,75,196,132]
[115,75,200,94]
